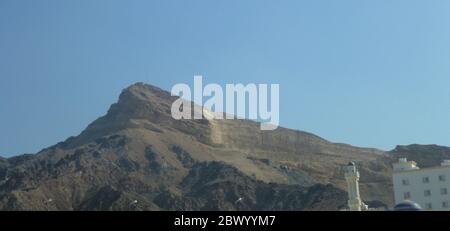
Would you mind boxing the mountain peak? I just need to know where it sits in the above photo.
[120,82,171,103]
[71,82,215,148]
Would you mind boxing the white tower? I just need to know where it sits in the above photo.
[344,162,363,211]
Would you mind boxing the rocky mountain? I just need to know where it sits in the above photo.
[0,83,448,211]
[389,144,450,168]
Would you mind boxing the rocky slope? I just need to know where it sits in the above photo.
[389,144,450,168]
[0,83,448,210]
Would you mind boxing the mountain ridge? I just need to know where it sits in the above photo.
[0,82,448,210]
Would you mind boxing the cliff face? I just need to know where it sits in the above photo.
[1,82,445,210]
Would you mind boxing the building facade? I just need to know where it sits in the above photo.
[393,158,450,211]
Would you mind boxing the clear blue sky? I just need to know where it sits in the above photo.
[1,0,450,156]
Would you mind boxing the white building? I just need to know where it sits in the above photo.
[393,158,450,211]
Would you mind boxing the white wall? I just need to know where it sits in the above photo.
[393,166,450,211]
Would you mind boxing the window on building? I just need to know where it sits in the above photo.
[424,190,432,197]
[423,176,430,183]
[441,188,448,195]
[425,203,433,210]
[403,192,411,199]
[439,175,446,182]
[443,201,449,209]
[402,179,409,186]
